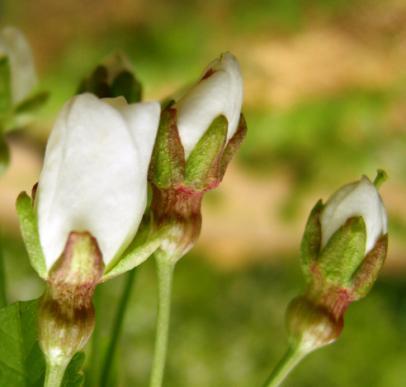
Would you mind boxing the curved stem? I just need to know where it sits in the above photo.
[100,268,137,387]
[262,345,307,387]
[44,360,68,387]
[149,253,175,387]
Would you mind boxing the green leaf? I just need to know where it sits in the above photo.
[184,115,227,190]
[61,352,85,387]
[0,56,12,117]
[15,192,47,279]
[0,300,86,387]
[0,300,45,386]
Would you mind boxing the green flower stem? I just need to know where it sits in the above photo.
[44,360,68,387]
[262,345,307,387]
[87,287,102,386]
[149,252,175,387]
[100,267,137,387]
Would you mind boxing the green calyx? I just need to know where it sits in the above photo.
[318,216,367,288]
[184,115,228,190]
[300,200,387,317]
[149,107,185,189]
[49,232,104,297]
[149,108,247,193]
[300,200,323,282]
[39,232,104,377]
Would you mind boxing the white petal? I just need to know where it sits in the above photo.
[0,27,37,103]
[114,100,161,173]
[176,52,243,158]
[37,93,159,269]
[320,176,387,254]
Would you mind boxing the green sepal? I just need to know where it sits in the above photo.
[184,115,227,190]
[111,70,142,103]
[0,56,12,117]
[351,234,388,300]
[300,200,323,282]
[15,192,47,279]
[149,107,185,189]
[219,114,247,179]
[103,218,161,281]
[0,135,10,176]
[318,216,366,287]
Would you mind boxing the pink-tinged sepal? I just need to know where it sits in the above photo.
[219,114,247,180]
[351,234,388,300]
[149,107,186,190]
[38,232,104,369]
[300,200,323,282]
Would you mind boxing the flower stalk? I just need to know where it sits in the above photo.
[149,251,175,387]
[262,345,306,387]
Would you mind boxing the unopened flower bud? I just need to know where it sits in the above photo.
[78,52,142,103]
[290,172,388,353]
[148,53,246,260]
[36,93,160,271]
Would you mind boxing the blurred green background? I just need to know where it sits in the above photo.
[1,0,406,386]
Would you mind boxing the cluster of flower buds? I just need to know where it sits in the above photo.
[286,172,388,354]
[148,52,246,262]
[16,52,246,376]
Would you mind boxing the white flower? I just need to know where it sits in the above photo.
[36,93,160,269]
[0,27,37,103]
[320,176,388,254]
[175,52,243,158]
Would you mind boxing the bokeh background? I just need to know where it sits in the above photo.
[1,0,406,386]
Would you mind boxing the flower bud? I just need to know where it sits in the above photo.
[0,27,37,104]
[77,52,142,103]
[38,232,103,371]
[290,173,388,353]
[148,53,246,260]
[36,93,160,272]
[175,52,243,158]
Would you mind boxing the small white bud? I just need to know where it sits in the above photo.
[175,52,243,158]
[320,176,387,254]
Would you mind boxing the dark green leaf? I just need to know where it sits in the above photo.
[61,352,85,387]
[0,300,45,386]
